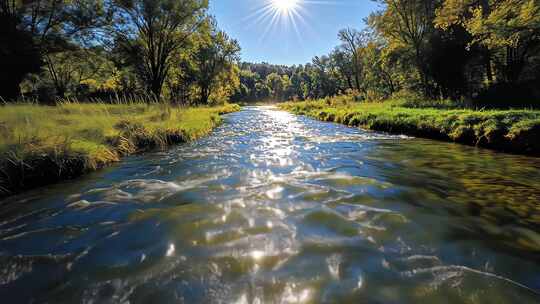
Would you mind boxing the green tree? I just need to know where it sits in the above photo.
[255,82,270,100]
[236,69,259,101]
[330,48,355,91]
[436,0,540,84]
[0,0,107,100]
[189,22,240,104]
[311,56,340,98]
[44,47,115,98]
[266,72,285,100]
[361,41,401,98]
[338,28,365,91]
[371,0,438,96]
[112,0,208,99]
[290,68,307,100]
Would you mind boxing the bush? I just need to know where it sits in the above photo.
[475,83,540,109]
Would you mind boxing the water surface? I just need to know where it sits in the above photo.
[1,106,540,303]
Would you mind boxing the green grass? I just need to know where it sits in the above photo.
[0,101,240,197]
[279,97,540,156]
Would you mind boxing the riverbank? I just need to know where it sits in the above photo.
[280,98,540,156]
[0,102,240,198]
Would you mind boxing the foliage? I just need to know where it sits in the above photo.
[0,0,108,100]
[1,0,239,106]
[44,47,116,98]
[3,0,540,107]
[230,0,539,106]
[338,28,366,92]
[435,0,540,85]
[187,20,241,104]
[230,59,346,103]
[111,0,208,98]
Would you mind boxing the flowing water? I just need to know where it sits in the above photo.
[1,106,540,303]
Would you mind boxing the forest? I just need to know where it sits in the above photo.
[1,0,240,105]
[233,0,540,108]
[2,0,539,108]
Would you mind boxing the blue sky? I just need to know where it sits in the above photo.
[209,0,380,65]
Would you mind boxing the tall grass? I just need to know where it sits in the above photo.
[280,98,540,156]
[0,100,240,197]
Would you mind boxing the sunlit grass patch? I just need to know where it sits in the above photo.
[280,98,540,156]
[0,101,240,197]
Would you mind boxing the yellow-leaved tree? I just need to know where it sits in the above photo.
[436,0,540,84]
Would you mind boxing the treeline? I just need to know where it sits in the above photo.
[0,0,240,105]
[230,61,347,103]
[3,0,539,107]
[234,0,540,107]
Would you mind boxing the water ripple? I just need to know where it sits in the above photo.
[0,106,539,303]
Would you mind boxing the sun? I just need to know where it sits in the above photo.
[243,0,311,43]
[271,0,300,12]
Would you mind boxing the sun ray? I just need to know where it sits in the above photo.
[241,3,274,23]
[238,0,342,48]
[288,10,303,44]
[259,8,282,43]
[271,0,301,12]
[249,6,276,28]
[263,0,305,33]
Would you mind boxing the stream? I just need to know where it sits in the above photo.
[1,106,540,303]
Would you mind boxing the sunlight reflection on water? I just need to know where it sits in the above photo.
[0,106,540,303]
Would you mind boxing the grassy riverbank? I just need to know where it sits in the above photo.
[280,97,540,156]
[0,102,240,198]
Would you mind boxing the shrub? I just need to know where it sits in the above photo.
[475,83,540,109]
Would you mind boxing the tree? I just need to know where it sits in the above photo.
[0,2,41,100]
[338,28,366,91]
[436,0,540,84]
[255,82,270,100]
[330,48,355,91]
[112,0,208,99]
[371,0,438,96]
[44,47,115,98]
[311,56,340,98]
[189,21,240,104]
[290,68,307,100]
[266,72,285,100]
[235,69,259,101]
[0,0,107,100]
[208,63,240,104]
[424,27,472,99]
[361,41,401,98]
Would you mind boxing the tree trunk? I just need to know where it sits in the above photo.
[200,86,210,105]
[354,73,361,92]
[353,57,361,91]
[415,47,429,97]
[505,46,525,84]
[485,52,493,85]
[346,76,353,90]
[150,80,162,101]
[0,75,21,101]
[56,85,66,99]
